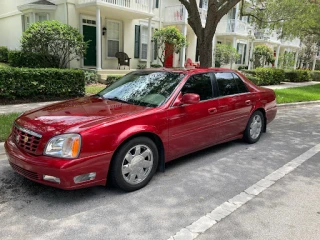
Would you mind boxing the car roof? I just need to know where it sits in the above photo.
[140,68,236,75]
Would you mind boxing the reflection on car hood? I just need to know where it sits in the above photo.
[15,96,151,135]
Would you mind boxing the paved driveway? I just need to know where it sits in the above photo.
[1,105,320,240]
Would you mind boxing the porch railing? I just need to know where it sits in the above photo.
[216,19,250,35]
[78,0,151,13]
[164,5,187,23]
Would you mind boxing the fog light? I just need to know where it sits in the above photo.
[74,172,96,183]
[43,175,60,184]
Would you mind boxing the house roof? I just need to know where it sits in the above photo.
[29,0,55,5]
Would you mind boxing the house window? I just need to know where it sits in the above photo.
[107,20,121,58]
[23,15,30,31]
[140,26,148,61]
[36,13,49,22]
[22,12,50,31]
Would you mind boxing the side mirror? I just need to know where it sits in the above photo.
[182,93,200,105]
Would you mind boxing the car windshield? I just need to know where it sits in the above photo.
[97,71,185,107]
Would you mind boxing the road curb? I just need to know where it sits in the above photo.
[0,142,4,154]
[277,100,320,108]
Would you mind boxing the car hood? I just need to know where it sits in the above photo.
[15,96,151,136]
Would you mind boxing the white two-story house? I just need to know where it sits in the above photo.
[0,0,302,74]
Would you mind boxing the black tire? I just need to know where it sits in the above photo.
[243,111,264,144]
[110,137,158,192]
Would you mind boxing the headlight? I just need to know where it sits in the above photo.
[44,134,81,159]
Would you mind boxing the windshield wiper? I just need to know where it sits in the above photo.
[105,97,131,104]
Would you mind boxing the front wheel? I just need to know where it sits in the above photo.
[243,111,264,144]
[110,137,158,192]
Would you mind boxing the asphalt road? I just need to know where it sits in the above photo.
[1,105,320,240]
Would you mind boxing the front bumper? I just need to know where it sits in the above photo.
[5,135,113,190]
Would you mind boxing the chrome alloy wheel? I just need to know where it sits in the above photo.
[121,144,154,185]
[249,115,262,140]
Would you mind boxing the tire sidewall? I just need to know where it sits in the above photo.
[111,137,159,192]
[244,111,264,144]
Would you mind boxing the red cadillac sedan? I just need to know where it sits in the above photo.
[5,68,277,191]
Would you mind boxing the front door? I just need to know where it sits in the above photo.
[168,73,220,159]
[164,43,174,68]
[83,25,96,66]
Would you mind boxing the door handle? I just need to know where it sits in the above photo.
[245,100,252,105]
[208,108,217,114]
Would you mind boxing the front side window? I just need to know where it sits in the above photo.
[181,73,213,101]
[107,21,121,57]
[97,71,185,107]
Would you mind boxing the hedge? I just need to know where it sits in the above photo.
[0,46,8,62]
[0,68,85,100]
[284,70,311,82]
[8,50,59,68]
[254,68,285,85]
[311,71,320,81]
[83,69,98,84]
[105,75,123,85]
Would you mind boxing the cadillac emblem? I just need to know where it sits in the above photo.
[23,136,29,143]
[16,135,20,143]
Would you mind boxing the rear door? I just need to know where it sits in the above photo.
[167,72,220,159]
[214,72,256,142]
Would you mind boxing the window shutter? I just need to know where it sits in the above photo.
[199,0,203,8]
[134,25,140,58]
[155,0,159,8]
[237,43,240,52]
[243,44,247,64]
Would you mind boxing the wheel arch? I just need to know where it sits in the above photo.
[253,108,267,132]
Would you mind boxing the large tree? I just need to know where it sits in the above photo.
[179,0,241,67]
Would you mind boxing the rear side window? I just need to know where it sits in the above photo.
[232,73,248,93]
[181,73,213,101]
[215,72,238,96]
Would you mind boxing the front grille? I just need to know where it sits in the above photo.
[12,123,42,154]
[10,162,39,181]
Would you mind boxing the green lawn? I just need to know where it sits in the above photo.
[275,84,320,104]
[85,85,106,95]
[0,113,21,142]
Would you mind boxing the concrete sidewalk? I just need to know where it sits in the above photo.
[263,81,320,90]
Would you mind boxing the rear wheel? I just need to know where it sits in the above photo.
[243,111,264,144]
[110,137,158,192]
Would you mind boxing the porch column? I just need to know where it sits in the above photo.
[248,41,254,70]
[146,17,152,68]
[180,24,187,67]
[245,40,250,66]
[231,36,237,69]
[312,54,317,71]
[275,45,281,68]
[212,34,217,67]
[294,50,299,70]
[96,6,102,70]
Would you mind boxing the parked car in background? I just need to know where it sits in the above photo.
[5,68,277,191]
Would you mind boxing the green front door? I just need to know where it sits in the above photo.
[83,25,96,66]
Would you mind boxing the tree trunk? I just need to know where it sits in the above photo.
[198,38,213,67]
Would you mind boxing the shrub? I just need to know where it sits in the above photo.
[137,64,146,69]
[0,68,85,100]
[83,69,98,84]
[150,64,162,68]
[238,65,248,71]
[255,68,285,85]
[284,70,311,82]
[21,20,88,68]
[105,75,123,85]
[0,46,8,62]
[8,50,59,68]
[241,69,257,76]
[310,71,320,81]
[246,76,260,85]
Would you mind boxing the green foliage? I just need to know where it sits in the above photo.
[0,113,21,142]
[83,69,98,85]
[105,75,123,85]
[243,68,285,85]
[153,26,188,66]
[0,46,8,62]
[21,20,88,68]
[150,64,162,68]
[238,65,248,71]
[8,50,59,68]
[253,45,275,68]
[137,64,146,69]
[315,60,320,70]
[284,70,311,82]
[215,44,240,66]
[279,52,296,70]
[0,68,85,100]
[310,71,320,81]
